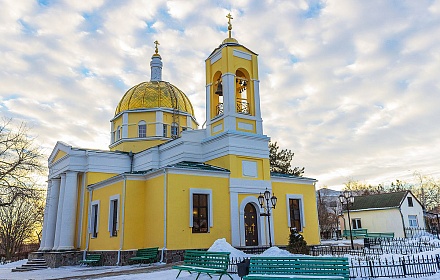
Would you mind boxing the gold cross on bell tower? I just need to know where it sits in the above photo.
[226,13,233,38]
[154,40,160,54]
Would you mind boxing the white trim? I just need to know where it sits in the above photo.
[108,194,120,236]
[233,49,252,61]
[210,51,222,64]
[189,189,213,230]
[239,196,266,246]
[286,194,306,229]
[89,200,100,238]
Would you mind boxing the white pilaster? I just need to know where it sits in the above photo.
[39,180,52,250]
[122,113,128,139]
[253,79,263,134]
[229,191,240,246]
[156,111,163,136]
[58,171,79,250]
[44,178,61,251]
[53,174,66,250]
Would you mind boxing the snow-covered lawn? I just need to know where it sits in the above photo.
[2,238,440,279]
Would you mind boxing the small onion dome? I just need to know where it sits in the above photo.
[114,81,194,116]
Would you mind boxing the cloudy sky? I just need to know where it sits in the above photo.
[1,0,440,189]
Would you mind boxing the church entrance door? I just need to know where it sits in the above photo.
[244,203,259,246]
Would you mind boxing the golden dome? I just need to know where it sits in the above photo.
[115,81,195,116]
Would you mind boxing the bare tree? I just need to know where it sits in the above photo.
[0,192,45,259]
[0,119,44,207]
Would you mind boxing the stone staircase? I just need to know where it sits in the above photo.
[12,258,48,272]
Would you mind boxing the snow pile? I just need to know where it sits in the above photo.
[208,238,250,258]
[260,247,294,257]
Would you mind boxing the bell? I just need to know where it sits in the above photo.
[215,81,223,96]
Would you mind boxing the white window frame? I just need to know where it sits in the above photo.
[89,200,100,238]
[116,126,121,140]
[408,215,418,228]
[171,122,179,137]
[108,194,120,237]
[352,218,362,229]
[138,121,147,138]
[163,124,168,137]
[189,189,213,231]
[286,194,305,230]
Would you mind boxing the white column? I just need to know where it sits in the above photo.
[53,173,66,250]
[58,171,79,250]
[156,111,163,136]
[39,180,52,250]
[44,178,61,250]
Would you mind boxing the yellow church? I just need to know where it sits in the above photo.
[38,16,320,266]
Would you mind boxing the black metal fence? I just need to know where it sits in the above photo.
[350,255,440,278]
[231,240,440,278]
[405,227,440,239]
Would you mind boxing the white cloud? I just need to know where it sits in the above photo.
[1,0,440,189]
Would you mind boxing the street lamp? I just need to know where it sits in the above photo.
[258,188,277,247]
[339,190,355,250]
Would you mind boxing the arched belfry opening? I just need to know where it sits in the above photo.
[212,71,224,118]
[235,69,251,115]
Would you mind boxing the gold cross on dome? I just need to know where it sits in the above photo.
[226,13,233,38]
[154,40,160,54]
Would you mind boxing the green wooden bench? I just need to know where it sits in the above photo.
[129,247,159,266]
[366,232,394,238]
[172,250,233,280]
[79,254,102,266]
[342,229,367,238]
[243,256,349,280]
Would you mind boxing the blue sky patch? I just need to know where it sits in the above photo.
[18,19,37,35]
[37,0,50,6]
[303,1,324,19]
[81,12,102,32]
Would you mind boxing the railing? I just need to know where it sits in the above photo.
[216,103,223,116]
[236,99,249,114]
[405,227,440,239]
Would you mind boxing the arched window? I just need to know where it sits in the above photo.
[138,121,146,138]
[171,122,179,138]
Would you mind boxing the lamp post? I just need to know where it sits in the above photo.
[339,190,355,250]
[258,188,277,247]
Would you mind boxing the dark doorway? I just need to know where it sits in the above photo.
[244,203,259,246]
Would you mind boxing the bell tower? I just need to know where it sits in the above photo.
[205,14,263,136]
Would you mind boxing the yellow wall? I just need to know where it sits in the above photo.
[207,155,270,180]
[111,140,166,153]
[272,181,320,245]
[166,173,230,249]
[88,181,123,250]
[86,172,117,185]
[51,150,67,164]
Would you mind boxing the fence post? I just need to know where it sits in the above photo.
[436,254,440,270]
[401,257,407,277]
[368,260,374,278]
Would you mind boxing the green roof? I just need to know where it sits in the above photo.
[270,172,317,182]
[349,191,408,211]
[167,161,230,172]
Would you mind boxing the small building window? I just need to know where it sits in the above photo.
[109,196,119,237]
[408,197,414,207]
[163,124,168,137]
[90,201,99,238]
[408,215,418,227]
[289,199,302,231]
[352,218,362,229]
[138,121,146,138]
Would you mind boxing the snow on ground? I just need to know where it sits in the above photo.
[2,237,440,279]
